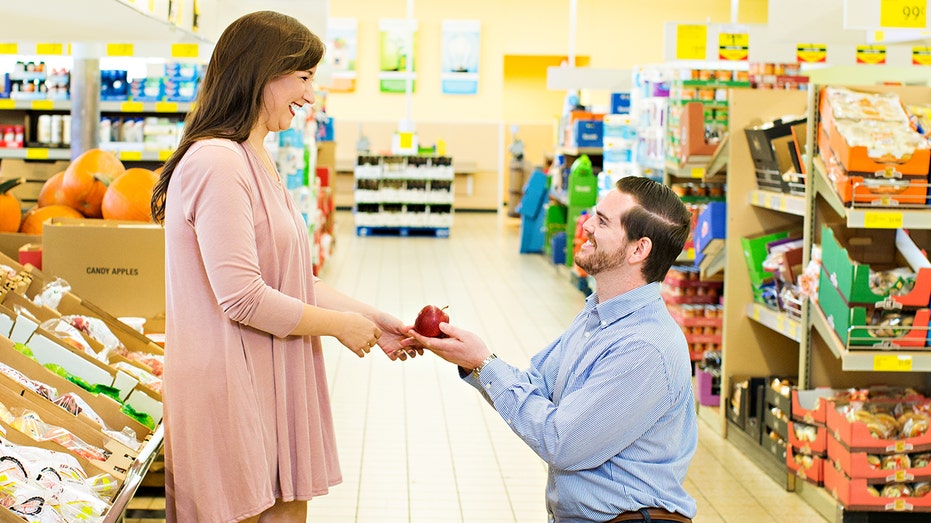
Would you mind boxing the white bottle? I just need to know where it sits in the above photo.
[37,114,52,145]
[50,114,62,145]
[99,117,111,143]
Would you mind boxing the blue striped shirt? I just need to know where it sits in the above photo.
[465,282,698,522]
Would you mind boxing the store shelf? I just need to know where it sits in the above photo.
[746,303,802,342]
[0,99,70,111]
[813,156,931,228]
[100,101,193,113]
[749,189,806,216]
[809,300,931,372]
[557,146,603,157]
[0,148,71,160]
[0,0,210,43]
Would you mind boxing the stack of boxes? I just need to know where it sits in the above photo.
[787,389,831,487]
[745,116,807,195]
[762,378,794,466]
[661,266,723,361]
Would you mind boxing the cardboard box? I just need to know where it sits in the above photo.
[827,433,931,482]
[789,420,828,455]
[695,201,726,256]
[787,445,825,485]
[792,388,838,426]
[0,158,69,209]
[825,460,931,512]
[0,231,40,260]
[41,218,165,319]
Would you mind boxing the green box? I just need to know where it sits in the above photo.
[566,204,593,267]
[820,225,902,305]
[740,231,791,286]
[543,204,568,257]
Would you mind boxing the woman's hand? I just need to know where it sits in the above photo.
[373,312,424,361]
[335,312,382,358]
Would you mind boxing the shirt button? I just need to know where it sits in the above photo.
[507,419,512,424]
[601,321,607,327]
[584,332,590,337]
[484,382,491,389]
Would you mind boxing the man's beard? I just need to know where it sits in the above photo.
[575,239,628,275]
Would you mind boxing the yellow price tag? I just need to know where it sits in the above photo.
[686,248,695,260]
[25,148,49,160]
[155,102,179,113]
[881,0,927,28]
[107,43,135,57]
[863,211,903,229]
[776,314,786,331]
[35,43,64,55]
[857,45,888,64]
[171,43,199,59]
[119,151,143,162]
[797,43,827,63]
[31,100,54,110]
[895,470,908,482]
[121,101,145,112]
[690,167,705,178]
[751,192,760,206]
[874,354,913,372]
[913,46,931,65]
[0,43,18,55]
[676,24,707,60]
[0,100,16,110]
[399,132,414,149]
[752,305,760,321]
[158,150,173,161]
[718,33,750,61]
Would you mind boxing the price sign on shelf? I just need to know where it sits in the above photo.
[797,43,827,63]
[880,0,927,29]
[914,46,931,65]
[863,211,903,229]
[857,45,888,64]
[35,43,66,56]
[0,43,18,55]
[171,43,199,59]
[676,24,707,60]
[874,354,913,372]
[107,43,135,57]
[718,32,749,61]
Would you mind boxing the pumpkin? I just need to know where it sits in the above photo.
[0,178,24,233]
[61,149,125,218]
[37,171,67,207]
[102,167,158,221]
[19,204,83,235]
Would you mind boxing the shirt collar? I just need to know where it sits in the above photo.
[584,281,661,327]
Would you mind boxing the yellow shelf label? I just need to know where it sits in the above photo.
[676,24,707,61]
[874,354,913,372]
[171,43,199,59]
[863,211,903,229]
[35,43,64,55]
[751,192,761,206]
[797,43,827,63]
[30,100,54,110]
[107,43,135,57]
[881,0,927,28]
[120,101,145,112]
[913,46,931,65]
[690,167,705,178]
[857,45,888,65]
[0,43,18,55]
[0,100,16,110]
[155,102,179,113]
[25,148,49,160]
[719,32,749,61]
[752,305,760,321]
[776,314,786,331]
[119,151,143,161]
[158,150,173,161]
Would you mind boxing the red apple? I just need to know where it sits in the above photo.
[414,305,449,338]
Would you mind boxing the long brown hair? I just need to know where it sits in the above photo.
[151,10,325,223]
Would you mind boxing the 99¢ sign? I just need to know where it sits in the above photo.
[881,0,927,29]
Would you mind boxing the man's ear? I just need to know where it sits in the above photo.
[629,237,652,264]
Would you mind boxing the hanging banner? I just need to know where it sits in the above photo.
[441,20,480,95]
[675,24,707,60]
[718,32,749,61]
[880,0,927,29]
[856,44,887,64]
[379,19,417,93]
[326,18,359,92]
[797,43,828,63]
[914,45,931,64]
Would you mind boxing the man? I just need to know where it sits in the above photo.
[407,176,698,523]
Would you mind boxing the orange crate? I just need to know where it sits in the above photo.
[825,460,931,511]
[828,433,931,483]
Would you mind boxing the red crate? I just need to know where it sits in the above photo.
[787,444,825,485]
[789,420,828,455]
[825,460,931,512]
[828,434,931,483]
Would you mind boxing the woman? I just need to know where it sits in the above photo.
[150,11,418,522]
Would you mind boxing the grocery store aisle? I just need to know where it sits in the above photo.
[125,211,827,523]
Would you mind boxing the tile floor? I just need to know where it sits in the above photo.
[124,211,828,523]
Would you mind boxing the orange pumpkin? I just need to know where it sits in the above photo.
[37,171,67,207]
[19,204,83,235]
[0,178,23,233]
[61,149,125,218]
[102,167,158,221]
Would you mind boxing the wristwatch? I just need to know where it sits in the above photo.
[472,353,497,378]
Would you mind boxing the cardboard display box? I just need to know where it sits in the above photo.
[42,217,165,320]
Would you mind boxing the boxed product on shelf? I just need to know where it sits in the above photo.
[744,116,807,193]
[572,120,603,148]
[787,444,825,485]
[825,460,931,512]
[762,426,788,463]
[727,376,766,441]
[819,225,931,307]
[765,405,789,442]
[695,367,720,407]
[41,218,165,320]
[827,397,931,453]
[789,420,828,455]
[818,266,931,348]
[792,388,839,426]
[766,377,794,418]
[819,87,931,176]
[828,432,931,483]
[679,101,717,163]
[819,139,930,206]
[694,201,725,257]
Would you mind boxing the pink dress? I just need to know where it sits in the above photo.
[162,139,340,522]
